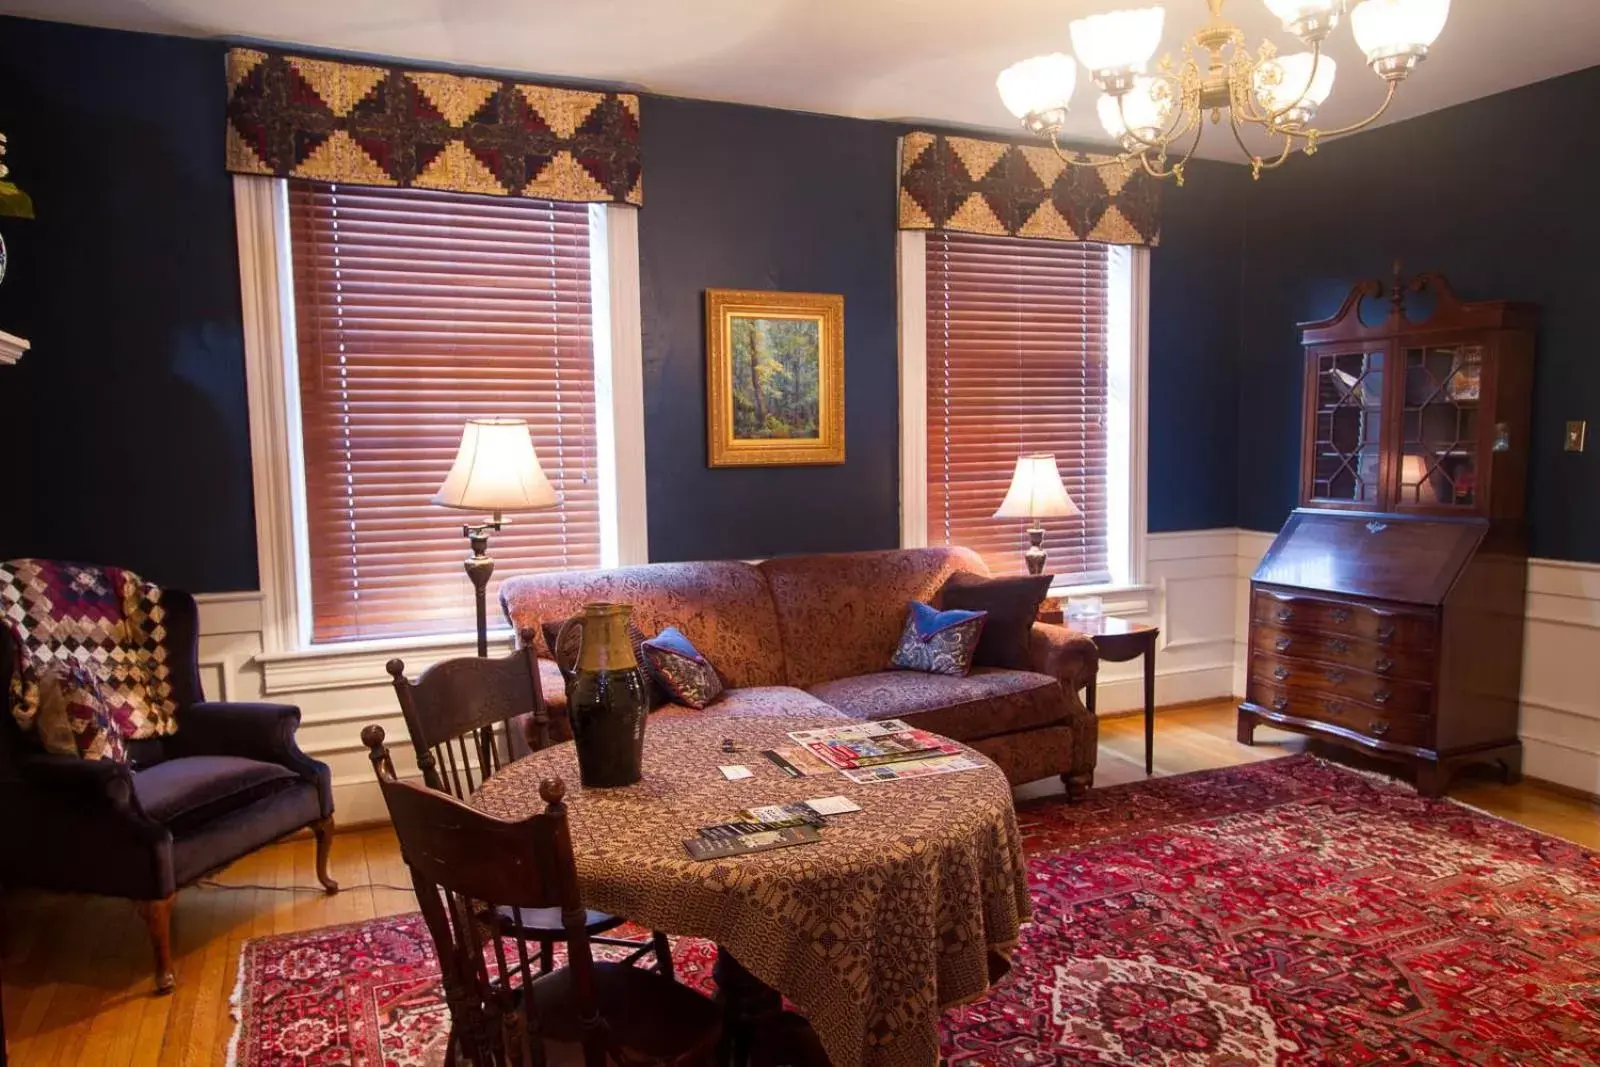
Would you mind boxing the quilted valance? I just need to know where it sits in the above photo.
[225,48,641,206]
[899,131,1160,247]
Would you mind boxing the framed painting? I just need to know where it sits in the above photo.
[705,289,844,467]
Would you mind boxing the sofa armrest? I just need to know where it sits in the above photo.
[1028,623,1099,695]
[171,702,334,817]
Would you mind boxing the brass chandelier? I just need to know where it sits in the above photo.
[997,0,1451,183]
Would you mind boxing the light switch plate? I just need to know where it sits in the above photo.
[1566,421,1587,452]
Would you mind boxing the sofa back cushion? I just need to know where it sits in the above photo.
[759,547,988,688]
[498,561,787,689]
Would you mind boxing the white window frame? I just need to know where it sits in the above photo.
[234,176,648,687]
[897,228,1150,607]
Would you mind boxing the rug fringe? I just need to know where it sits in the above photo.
[225,939,249,1067]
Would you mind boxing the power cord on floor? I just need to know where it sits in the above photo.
[196,878,415,894]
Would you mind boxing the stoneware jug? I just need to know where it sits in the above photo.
[556,602,649,787]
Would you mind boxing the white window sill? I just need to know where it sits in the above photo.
[1047,581,1156,619]
[255,627,518,695]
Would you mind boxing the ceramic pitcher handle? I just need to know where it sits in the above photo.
[553,615,584,684]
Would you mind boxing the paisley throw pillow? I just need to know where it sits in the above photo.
[889,601,987,677]
[641,627,725,709]
[35,661,129,763]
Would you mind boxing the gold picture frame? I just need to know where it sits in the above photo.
[705,289,845,467]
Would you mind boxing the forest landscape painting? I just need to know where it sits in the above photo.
[705,289,844,467]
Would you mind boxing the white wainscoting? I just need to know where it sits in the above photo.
[194,531,1598,823]
[1231,529,1600,797]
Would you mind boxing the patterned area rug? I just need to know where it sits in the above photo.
[229,756,1600,1065]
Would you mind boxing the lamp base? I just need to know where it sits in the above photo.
[1024,526,1047,576]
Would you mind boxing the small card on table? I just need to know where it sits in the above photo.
[719,765,753,780]
[803,795,862,816]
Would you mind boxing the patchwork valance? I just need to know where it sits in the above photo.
[225,48,641,206]
[899,131,1160,247]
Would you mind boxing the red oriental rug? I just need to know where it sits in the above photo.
[228,756,1600,1065]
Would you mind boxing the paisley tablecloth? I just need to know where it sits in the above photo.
[471,713,1031,1067]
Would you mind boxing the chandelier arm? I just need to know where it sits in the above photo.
[1113,87,1202,156]
[1046,130,1144,169]
[1140,116,1205,182]
[1226,104,1297,178]
[1302,79,1401,141]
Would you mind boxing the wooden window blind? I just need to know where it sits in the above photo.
[289,181,600,643]
[925,231,1111,584]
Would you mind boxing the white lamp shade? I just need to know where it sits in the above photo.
[432,418,558,513]
[1097,77,1170,142]
[1262,0,1342,27]
[1255,52,1338,113]
[1351,0,1450,60]
[1070,7,1165,76]
[994,453,1081,521]
[997,53,1078,120]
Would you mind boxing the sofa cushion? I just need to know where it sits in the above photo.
[888,602,986,677]
[500,561,786,688]
[653,686,847,724]
[134,755,299,835]
[806,668,1064,742]
[760,547,988,688]
[938,571,1053,670]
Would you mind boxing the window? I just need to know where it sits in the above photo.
[902,230,1144,589]
[287,182,602,643]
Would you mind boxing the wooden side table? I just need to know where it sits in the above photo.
[1040,609,1161,775]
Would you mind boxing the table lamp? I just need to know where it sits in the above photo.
[994,452,1080,576]
[433,418,557,656]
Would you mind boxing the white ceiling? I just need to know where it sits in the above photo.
[7,0,1600,161]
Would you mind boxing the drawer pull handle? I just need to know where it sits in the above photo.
[1330,639,1350,655]
[1326,669,1347,685]
[1369,720,1391,736]
[1331,608,1351,624]
[1276,637,1292,652]
[1377,624,1397,643]
[1272,697,1288,712]
[1276,608,1296,622]
[1374,690,1393,705]
[1375,657,1394,674]
[1273,666,1290,681]
[1323,699,1342,715]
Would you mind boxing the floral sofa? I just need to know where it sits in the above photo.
[499,547,1099,795]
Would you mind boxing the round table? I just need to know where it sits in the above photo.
[471,713,1031,1067]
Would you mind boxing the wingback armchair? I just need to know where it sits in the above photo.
[0,559,336,993]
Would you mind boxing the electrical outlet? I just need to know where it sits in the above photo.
[1566,421,1588,453]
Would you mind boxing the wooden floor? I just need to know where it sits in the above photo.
[3,700,1594,1066]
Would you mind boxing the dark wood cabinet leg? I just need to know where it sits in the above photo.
[1414,761,1448,798]
[135,895,176,994]
[1236,709,1257,746]
[1495,743,1524,785]
[312,817,339,893]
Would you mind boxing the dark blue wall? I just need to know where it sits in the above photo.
[1147,159,1246,532]
[638,97,901,561]
[0,19,256,591]
[1235,66,1600,561]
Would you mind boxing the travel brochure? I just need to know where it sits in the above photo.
[683,798,860,860]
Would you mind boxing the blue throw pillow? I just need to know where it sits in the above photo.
[641,627,725,709]
[889,601,987,677]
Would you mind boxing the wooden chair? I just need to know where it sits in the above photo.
[386,644,672,978]
[362,726,722,1067]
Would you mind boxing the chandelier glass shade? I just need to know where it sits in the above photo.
[995,0,1450,183]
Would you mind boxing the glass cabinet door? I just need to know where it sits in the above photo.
[1396,344,1482,510]
[1307,349,1387,507]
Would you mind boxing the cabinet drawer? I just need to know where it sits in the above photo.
[1249,653,1433,718]
[1253,591,1436,650]
[1247,680,1431,749]
[1249,625,1434,683]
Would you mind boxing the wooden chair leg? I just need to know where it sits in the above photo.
[134,895,176,994]
[539,938,555,974]
[652,930,675,980]
[312,817,340,893]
